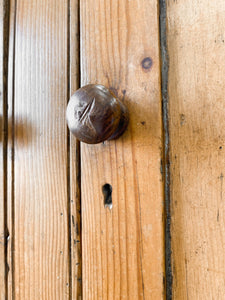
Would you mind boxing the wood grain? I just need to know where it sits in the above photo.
[11,0,70,298]
[80,0,165,298]
[167,0,225,299]
[0,0,9,298]
[69,0,82,298]
[7,0,16,297]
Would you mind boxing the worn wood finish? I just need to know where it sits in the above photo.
[69,0,82,298]
[80,0,164,298]
[70,135,82,300]
[11,0,70,298]
[167,0,225,298]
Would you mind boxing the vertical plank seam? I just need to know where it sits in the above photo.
[75,138,81,298]
[11,0,17,298]
[69,0,82,298]
[3,0,10,298]
[159,0,172,299]
[67,0,72,298]
[77,3,82,298]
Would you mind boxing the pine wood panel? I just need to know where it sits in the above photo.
[11,0,70,298]
[80,1,165,299]
[167,0,225,299]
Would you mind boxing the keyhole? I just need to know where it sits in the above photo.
[102,183,112,210]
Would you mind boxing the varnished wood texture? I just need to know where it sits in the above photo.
[167,0,225,299]
[9,0,70,298]
[80,0,165,299]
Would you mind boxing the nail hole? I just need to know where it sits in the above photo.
[141,57,153,71]
[102,183,112,210]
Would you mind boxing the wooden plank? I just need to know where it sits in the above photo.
[7,0,16,297]
[80,1,165,298]
[0,0,9,298]
[167,0,225,298]
[12,0,70,298]
[69,0,82,299]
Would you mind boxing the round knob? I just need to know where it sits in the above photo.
[66,84,129,144]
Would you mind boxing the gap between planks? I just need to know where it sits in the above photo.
[2,0,10,298]
[69,0,82,299]
[159,0,172,299]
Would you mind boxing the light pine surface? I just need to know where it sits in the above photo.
[80,1,165,299]
[9,0,70,298]
[167,0,225,299]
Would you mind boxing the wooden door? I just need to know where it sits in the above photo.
[1,0,225,299]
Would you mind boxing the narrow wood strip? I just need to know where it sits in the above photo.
[12,0,70,298]
[167,0,225,298]
[81,0,165,298]
[7,1,17,297]
[0,0,10,298]
[69,0,82,298]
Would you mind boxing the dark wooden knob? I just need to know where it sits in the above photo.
[66,84,129,144]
